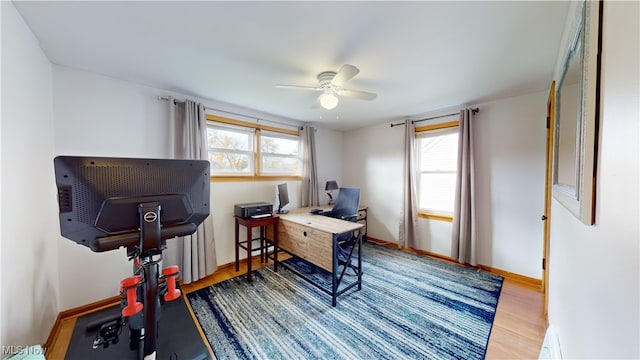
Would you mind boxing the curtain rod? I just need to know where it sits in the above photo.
[157,96,301,130]
[390,107,479,128]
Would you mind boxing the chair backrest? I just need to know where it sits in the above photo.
[328,188,360,220]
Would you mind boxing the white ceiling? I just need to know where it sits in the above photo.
[13,1,569,130]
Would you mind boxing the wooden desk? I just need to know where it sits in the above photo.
[277,207,364,306]
[234,215,278,282]
[290,205,368,240]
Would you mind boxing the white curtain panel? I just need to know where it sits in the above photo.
[399,119,419,249]
[451,108,477,265]
[300,125,320,207]
[168,97,218,284]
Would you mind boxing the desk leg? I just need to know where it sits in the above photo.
[235,220,240,272]
[273,221,278,272]
[246,225,252,282]
[260,226,265,263]
[331,233,338,307]
[357,231,362,290]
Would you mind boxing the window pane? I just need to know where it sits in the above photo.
[416,127,459,214]
[419,133,458,171]
[419,173,457,213]
[209,151,252,174]
[207,124,254,175]
[207,126,252,151]
[261,155,300,174]
[261,134,299,155]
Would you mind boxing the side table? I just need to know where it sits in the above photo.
[234,215,278,282]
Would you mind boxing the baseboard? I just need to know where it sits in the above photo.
[211,258,241,273]
[61,295,122,319]
[366,236,398,246]
[540,324,563,359]
[477,264,542,289]
[43,312,65,356]
[367,236,542,289]
[44,295,121,353]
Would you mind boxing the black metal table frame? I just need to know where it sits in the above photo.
[276,229,362,307]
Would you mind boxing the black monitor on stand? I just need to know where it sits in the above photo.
[54,156,210,359]
[276,183,289,214]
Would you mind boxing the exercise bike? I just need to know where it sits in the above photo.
[54,156,211,360]
[90,203,184,360]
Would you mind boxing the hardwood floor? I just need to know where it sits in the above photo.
[47,253,546,359]
[485,278,546,359]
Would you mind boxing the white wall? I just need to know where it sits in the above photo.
[208,180,302,267]
[343,90,547,279]
[52,66,341,310]
[53,66,172,310]
[316,127,343,205]
[474,91,547,278]
[548,1,640,358]
[343,122,404,243]
[1,1,59,349]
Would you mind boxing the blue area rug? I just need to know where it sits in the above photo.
[187,242,503,360]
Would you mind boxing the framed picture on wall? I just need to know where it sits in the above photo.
[552,0,602,225]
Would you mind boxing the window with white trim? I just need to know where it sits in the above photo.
[206,119,301,178]
[416,125,459,217]
[207,123,254,175]
[260,131,301,176]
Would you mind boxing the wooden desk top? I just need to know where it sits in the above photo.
[278,206,363,235]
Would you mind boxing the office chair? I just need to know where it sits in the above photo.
[325,188,361,274]
[325,188,360,222]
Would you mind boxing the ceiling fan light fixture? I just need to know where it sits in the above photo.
[277,64,376,109]
[319,92,338,110]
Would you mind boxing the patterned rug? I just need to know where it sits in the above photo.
[187,242,503,360]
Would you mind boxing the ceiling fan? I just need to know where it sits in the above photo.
[276,64,377,110]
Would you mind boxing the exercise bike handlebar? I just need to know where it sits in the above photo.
[95,223,197,252]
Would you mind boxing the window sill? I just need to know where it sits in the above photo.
[417,212,453,222]
[211,175,302,182]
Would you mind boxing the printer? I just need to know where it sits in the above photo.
[234,202,273,219]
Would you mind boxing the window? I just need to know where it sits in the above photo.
[260,131,300,175]
[207,124,254,175]
[416,122,459,220]
[206,115,301,180]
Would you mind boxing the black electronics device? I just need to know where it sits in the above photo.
[276,183,290,214]
[234,202,273,218]
[54,156,210,253]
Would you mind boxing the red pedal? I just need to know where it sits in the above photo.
[121,276,143,317]
[162,265,181,302]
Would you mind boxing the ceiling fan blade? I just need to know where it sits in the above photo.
[336,88,377,101]
[276,84,321,91]
[331,64,360,87]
